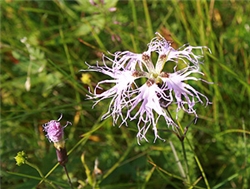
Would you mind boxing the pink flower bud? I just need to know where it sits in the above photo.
[43,115,71,144]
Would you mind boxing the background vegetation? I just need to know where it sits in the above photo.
[1,0,249,188]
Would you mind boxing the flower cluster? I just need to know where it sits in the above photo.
[14,151,27,166]
[84,32,212,144]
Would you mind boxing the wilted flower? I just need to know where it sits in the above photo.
[83,32,212,144]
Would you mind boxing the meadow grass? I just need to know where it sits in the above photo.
[1,0,250,188]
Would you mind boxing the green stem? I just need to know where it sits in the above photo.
[38,162,58,186]
[59,27,83,140]
[101,140,134,180]
[169,141,186,180]
[142,0,153,39]
[25,161,44,179]
[129,0,138,43]
[180,141,190,185]
[26,161,57,188]
[242,119,249,189]
[185,138,211,189]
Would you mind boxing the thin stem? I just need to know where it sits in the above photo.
[142,0,153,39]
[26,161,57,188]
[38,162,58,185]
[63,165,74,189]
[101,140,134,180]
[242,119,249,189]
[169,141,186,179]
[129,0,138,42]
[25,161,44,178]
[185,137,211,189]
[180,140,190,185]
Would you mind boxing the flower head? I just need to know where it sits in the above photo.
[43,114,71,149]
[83,32,212,144]
[14,151,27,166]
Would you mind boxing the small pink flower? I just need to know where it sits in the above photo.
[43,114,71,143]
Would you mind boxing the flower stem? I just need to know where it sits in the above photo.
[25,161,44,179]
[63,165,74,189]
[26,161,57,188]
[169,141,186,179]
[180,140,191,185]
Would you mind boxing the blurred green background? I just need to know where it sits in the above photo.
[1,0,249,188]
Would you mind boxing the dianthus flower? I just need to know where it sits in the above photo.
[43,115,73,186]
[43,114,71,146]
[43,115,71,165]
[83,32,212,144]
[43,114,71,165]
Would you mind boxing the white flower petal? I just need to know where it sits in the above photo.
[126,83,176,143]
[161,66,211,119]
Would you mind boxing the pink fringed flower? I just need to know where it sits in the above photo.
[43,114,71,165]
[43,114,71,148]
[83,32,212,144]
